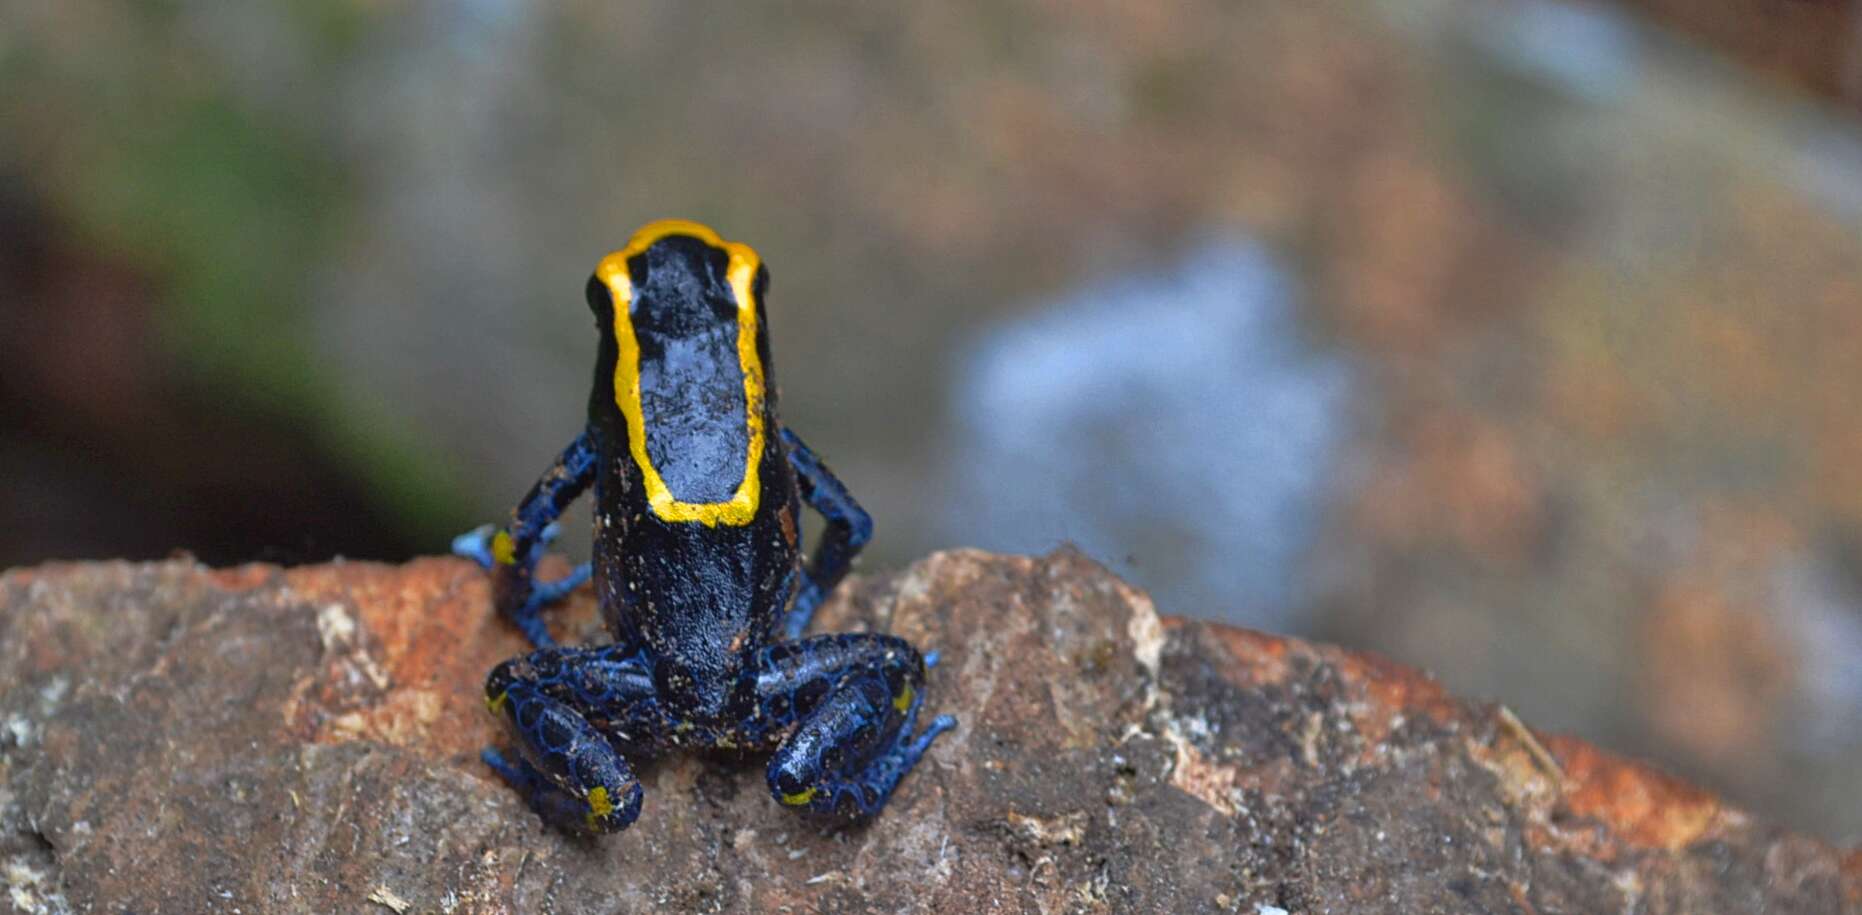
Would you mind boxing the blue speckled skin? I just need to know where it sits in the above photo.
[456,226,954,834]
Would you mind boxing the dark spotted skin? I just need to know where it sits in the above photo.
[455,222,954,833]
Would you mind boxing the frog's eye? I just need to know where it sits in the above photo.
[585,274,612,319]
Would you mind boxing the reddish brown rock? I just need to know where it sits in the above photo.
[0,550,1855,913]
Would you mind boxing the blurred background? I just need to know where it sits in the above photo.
[3,0,1860,842]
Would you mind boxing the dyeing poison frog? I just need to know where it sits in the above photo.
[453,219,955,833]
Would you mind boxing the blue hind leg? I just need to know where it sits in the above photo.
[483,645,658,833]
[757,634,956,819]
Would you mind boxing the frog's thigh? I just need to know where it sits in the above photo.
[752,634,949,818]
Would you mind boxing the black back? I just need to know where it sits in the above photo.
[583,225,801,716]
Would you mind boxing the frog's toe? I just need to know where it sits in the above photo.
[506,566,588,649]
[481,746,532,789]
[919,719,960,749]
[452,525,500,569]
[923,649,940,669]
[530,562,593,605]
[510,607,558,650]
[902,713,956,762]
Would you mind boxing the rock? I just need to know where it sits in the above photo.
[0,549,1855,913]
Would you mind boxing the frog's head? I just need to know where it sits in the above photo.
[586,219,767,336]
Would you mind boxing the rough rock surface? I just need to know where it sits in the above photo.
[0,549,1855,914]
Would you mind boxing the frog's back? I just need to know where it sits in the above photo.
[583,222,801,705]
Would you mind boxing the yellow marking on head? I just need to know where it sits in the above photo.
[490,530,517,566]
[595,220,766,528]
[893,682,915,715]
[486,690,509,715]
[779,787,819,807]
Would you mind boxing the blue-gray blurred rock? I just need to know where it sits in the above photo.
[944,240,1351,628]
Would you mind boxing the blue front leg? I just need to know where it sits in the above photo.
[779,428,875,640]
[454,429,597,648]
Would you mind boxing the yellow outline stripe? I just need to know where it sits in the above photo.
[595,220,766,528]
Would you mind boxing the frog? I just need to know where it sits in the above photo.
[452,219,955,834]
